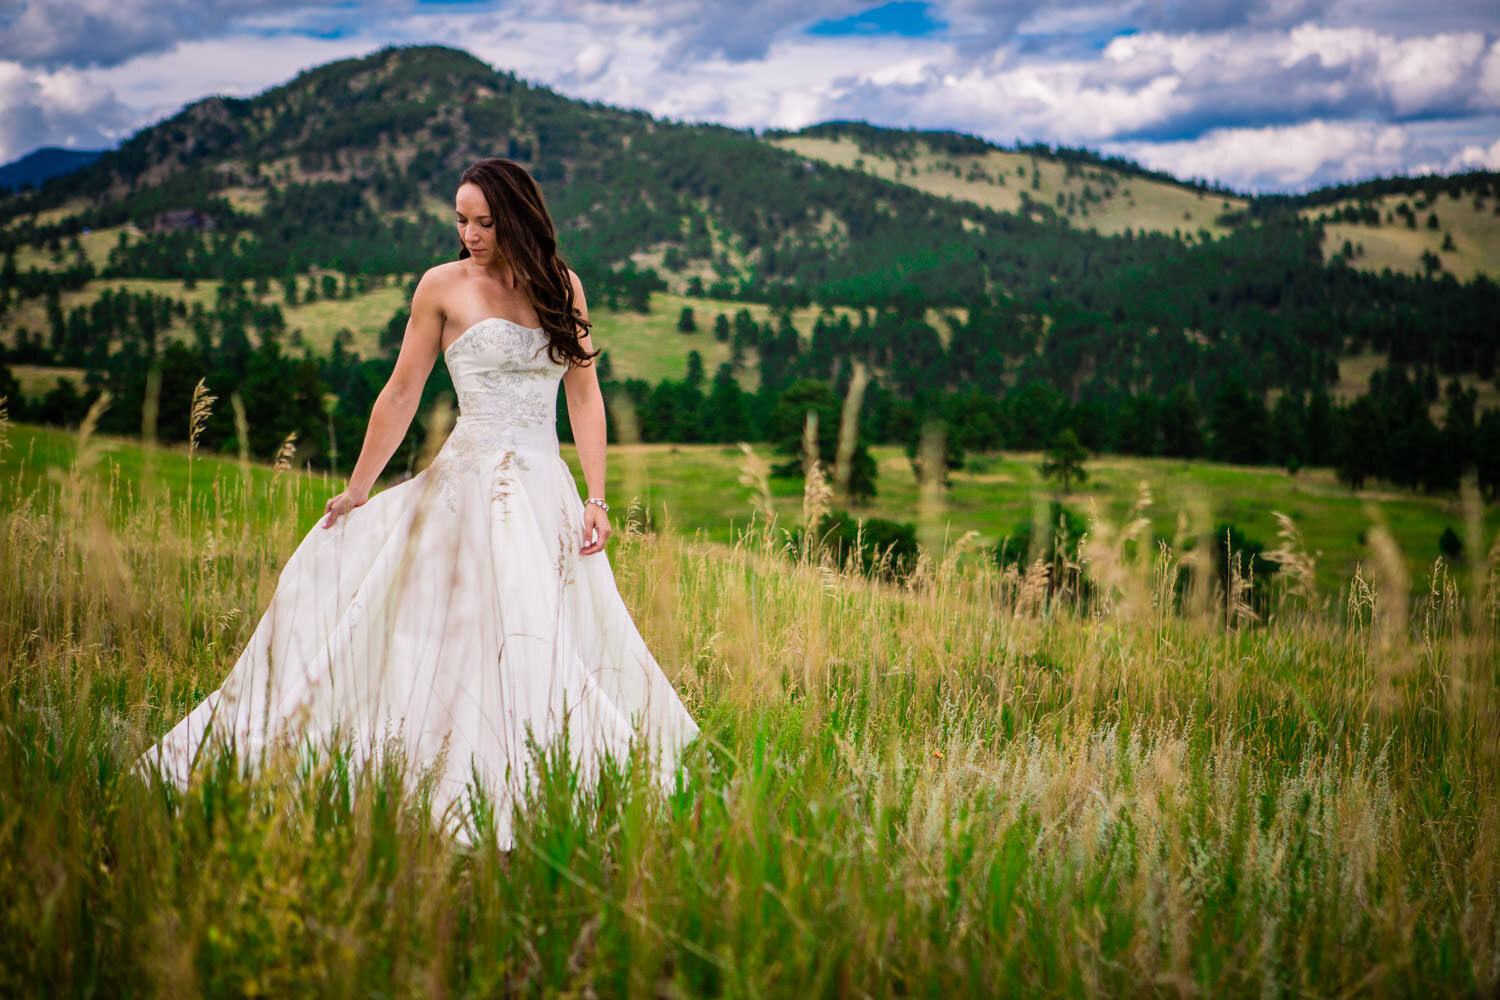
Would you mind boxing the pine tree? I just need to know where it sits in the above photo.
[1040,428,1088,493]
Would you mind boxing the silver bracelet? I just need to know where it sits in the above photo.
[585,497,609,513]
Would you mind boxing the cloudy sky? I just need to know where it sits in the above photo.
[1,0,1498,192]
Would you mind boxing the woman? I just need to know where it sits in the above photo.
[136,158,701,849]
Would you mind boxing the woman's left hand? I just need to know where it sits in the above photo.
[580,503,611,555]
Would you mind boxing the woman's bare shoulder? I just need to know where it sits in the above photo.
[419,259,467,287]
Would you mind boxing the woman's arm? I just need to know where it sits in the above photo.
[323,269,445,527]
[561,272,611,554]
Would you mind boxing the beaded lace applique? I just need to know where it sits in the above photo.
[427,318,563,512]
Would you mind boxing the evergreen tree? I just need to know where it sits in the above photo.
[1160,385,1205,458]
[1336,396,1384,490]
[1305,387,1334,466]
[1475,409,1500,501]
[705,364,751,442]
[1210,378,1269,465]
[1442,384,1478,475]
[1116,394,1161,456]
[1269,392,1307,469]
[769,379,877,499]
[1040,428,1088,493]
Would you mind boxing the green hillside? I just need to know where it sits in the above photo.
[1304,190,1500,281]
[768,128,1249,240]
[0,43,1498,502]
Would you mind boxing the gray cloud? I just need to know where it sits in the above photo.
[568,0,872,62]
[0,0,390,69]
[1133,0,1329,33]
[1092,28,1494,141]
[1322,0,1500,36]
[0,62,139,161]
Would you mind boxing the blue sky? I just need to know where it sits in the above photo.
[0,0,1497,191]
[809,2,947,38]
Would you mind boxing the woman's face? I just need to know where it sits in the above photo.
[455,182,497,260]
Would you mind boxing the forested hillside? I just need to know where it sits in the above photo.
[1,43,1497,501]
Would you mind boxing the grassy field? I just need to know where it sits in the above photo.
[0,276,224,348]
[280,282,410,355]
[590,291,874,386]
[589,292,746,385]
[1306,192,1500,281]
[8,364,88,400]
[0,268,413,358]
[769,135,1248,240]
[1335,351,1500,420]
[0,198,92,229]
[0,403,1496,996]
[5,415,1495,600]
[2,284,869,397]
[11,223,131,272]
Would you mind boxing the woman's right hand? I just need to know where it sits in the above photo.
[322,486,370,529]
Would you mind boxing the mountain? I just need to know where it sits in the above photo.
[0,147,106,194]
[766,121,1251,242]
[766,122,1500,283]
[0,44,1497,496]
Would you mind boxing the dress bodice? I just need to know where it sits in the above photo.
[442,317,565,454]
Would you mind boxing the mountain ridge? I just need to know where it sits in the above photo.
[0,147,106,194]
[1,44,1497,498]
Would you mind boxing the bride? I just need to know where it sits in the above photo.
[136,158,702,849]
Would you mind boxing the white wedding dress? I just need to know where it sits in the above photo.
[136,317,701,848]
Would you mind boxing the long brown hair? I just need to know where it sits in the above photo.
[457,158,596,367]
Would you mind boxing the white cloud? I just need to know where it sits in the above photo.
[1106,119,1411,189]
[1088,25,1493,134]
[0,61,137,161]
[90,33,378,119]
[1374,31,1487,116]
[572,42,612,82]
[1477,39,1500,110]
[1446,137,1500,171]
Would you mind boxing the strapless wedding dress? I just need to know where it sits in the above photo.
[136,317,701,848]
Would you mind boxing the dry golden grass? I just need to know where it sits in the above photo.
[279,281,409,354]
[7,364,88,399]
[10,224,133,272]
[1305,192,1500,281]
[0,274,410,359]
[769,135,1249,239]
[219,186,268,214]
[0,276,222,349]
[1335,350,1500,418]
[0,198,92,230]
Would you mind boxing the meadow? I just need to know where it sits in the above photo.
[6,415,1494,597]
[1,403,1497,996]
[1307,191,1500,283]
[770,134,1249,240]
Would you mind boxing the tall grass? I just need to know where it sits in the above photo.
[1,405,1497,996]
